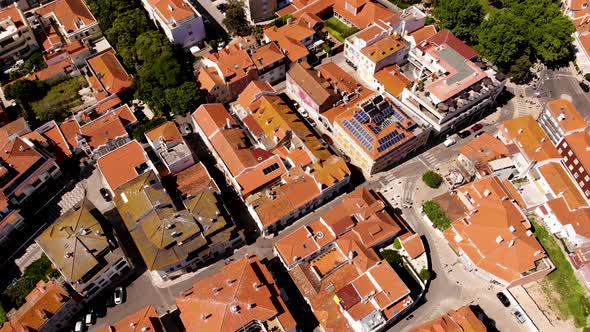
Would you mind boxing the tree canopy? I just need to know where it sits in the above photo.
[223,0,252,36]
[433,0,484,43]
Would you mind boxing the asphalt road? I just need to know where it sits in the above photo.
[537,67,590,122]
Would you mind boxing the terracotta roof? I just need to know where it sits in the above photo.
[153,0,195,23]
[204,44,256,83]
[443,177,549,284]
[264,19,312,62]
[193,104,237,138]
[36,0,97,34]
[545,99,587,133]
[174,162,219,197]
[546,197,590,241]
[459,132,510,176]
[250,42,286,70]
[0,136,46,195]
[33,58,73,81]
[79,112,128,150]
[563,130,590,173]
[97,140,149,190]
[334,0,398,29]
[361,34,408,63]
[538,162,587,210]
[98,305,164,332]
[373,64,410,97]
[36,199,109,282]
[292,0,335,18]
[317,62,360,94]
[176,255,296,332]
[59,119,81,149]
[197,66,225,92]
[0,4,25,27]
[2,117,28,137]
[237,80,275,110]
[409,25,437,45]
[411,305,487,332]
[87,48,132,95]
[287,62,338,108]
[500,115,560,162]
[4,280,70,332]
[145,121,182,144]
[36,121,72,160]
[402,233,424,259]
[111,104,137,127]
[420,29,478,60]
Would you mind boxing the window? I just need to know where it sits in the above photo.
[262,163,280,175]
[585,175,590,182]
[586,190,590,197]
[569,164,574,171]
[562,142,567,148]
[580,180,585,186]
[568,150,573,156]
[575,159,579,165]
[575,172,579,179]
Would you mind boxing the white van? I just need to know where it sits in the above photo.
[443,137,456,147]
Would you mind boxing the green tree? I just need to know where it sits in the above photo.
[422,170,442,189]
[5,80,47,103]
[0,302,6,323]
[419,268,431,281]
[223,0,252,36]
[476,9,527,66]
[132,117,167,141]
[2,256,58,308]
[86,0,136,30]
[423,200,452,230]
[106,9,151,68]
[393,238,402,250]
[433,0,484,43]
[23,52,46,73]
[165,82,203,116]
[134,31,173,64]
[381,249,402,265]
[509,55,532,83]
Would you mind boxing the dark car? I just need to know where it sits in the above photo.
[470,123,483,132]
[216,3,228,12]
[99,188,111,202]
[580,82,590,92]
[458,130,471,138]
[474,131,484,138]
[496,292,511,307]
[321,134,334,145]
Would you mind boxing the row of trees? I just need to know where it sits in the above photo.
[433,0,575,82]
[86,0,203,116]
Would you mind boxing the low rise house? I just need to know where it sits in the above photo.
[263,15,322,63]
[34,0,102,46]
[96,140,155,194]
[286,61,341,117]
[250,41,287,84]
[0,279,81,332]
[113,170,243,279]
[176,254,296,332]
[0,4,38,65]
[344,27,409,86]
[411,306,487,332]
[333,93,430,175]
[443,177,554,287]
[373,64,410,99]
[86,48,133,99]
[457,132,513,180]
[97,305,164,332]
[274,186,417,332]
[538,99,587,145]
[146,121,194,174]
[140,0,205,48]
[402,29,505,135]
[193,100,350,236]
[36,198,132,301]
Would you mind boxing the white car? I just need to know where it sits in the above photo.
[298,107,309,117]
[443,137,456,147]
[74,321,85,332]
[114,287,124,305]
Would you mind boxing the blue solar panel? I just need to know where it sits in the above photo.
[354,110,370,123]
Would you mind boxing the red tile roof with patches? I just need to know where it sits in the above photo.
[238,81,275,110]
[317,62,359,95]
[176,255,296,332]
[373,65,410,98]
[402,233,424,259]
[546,197,590,241]
[97,140,149,190]
[97,305,164,332]
[37,121,72,160]
[152,0,196,23]
[145,121,182,144]
[545,99,587,133]
[500,115,560,162]
[79,113,127,151]
[59,119,81,149]
[418,29,478,60]
[334,0,398,29]
[86,48,132,96]
[36,0,97,34]
[409,25,437,45]
[174,162,219,197]
[411,306,487,332]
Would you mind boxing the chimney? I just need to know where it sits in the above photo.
[508,239,515,247]
[483,189,491,197]
[247,303,255,310]
[225,118,231,129]
[509,225,516,232]
[495,235,503,244]
[518,128,523,134]
[526,230,533,237]
[534,250,542,256]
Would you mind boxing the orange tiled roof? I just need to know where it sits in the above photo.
[97,140,148,190]
[500,115,560,162]
[402,233,424,259]
[176,255,296,332]
[264,19,313,62]
[292,0,335,18]
[5,280,70,332]
[237,80,275,110]
[538,162,588,210]
[36,0,96,34]
[87,48,132,95]
[317,62,360,95]
[204,44,257,83]
[373,64,410,98]
[37,121,73,160]
[33,58,73,81]
[153,0,195,23]
[547,197,590,240]
[545,99,587,133]
[97,305,164,332]
[0,136,45,194]
[174,162,219,197]
[0,4,25,27]
[287,62,338,108]
[443,177,549,284]
[111,104,137,126]
[418,29,478,60]
[409,25,437,45]
[59,119,81,149]
[563,130,590,173]
[250,42,286,70]
[360,34,408,63]
[79,113,128,150]
[334,0,398,29]
[411,305,487,332]
[145,121,182,144]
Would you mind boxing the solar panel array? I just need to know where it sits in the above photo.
[262,163,280,175]
[343,119,374,151]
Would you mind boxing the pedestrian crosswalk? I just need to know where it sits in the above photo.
[420,152,441,170]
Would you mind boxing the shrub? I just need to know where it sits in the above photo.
[393,238,402,250]
[2,256,59,308]
[422,170,442,188]
[423,200,451,230]
[419,268,431,281]
[322,43,332,54]
[585,73,590,81]
[0,303,6,323]
[382,249,402,265]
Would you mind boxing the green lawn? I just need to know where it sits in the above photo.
[533,221,590,327]
[31,76,88,121]
[324,17,359,42]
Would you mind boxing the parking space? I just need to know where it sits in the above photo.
[82,168,114,213]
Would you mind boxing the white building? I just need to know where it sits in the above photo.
[141,0,206,48]
[35,0,102,46]
[145,121,195,174]
[0,4,38,65]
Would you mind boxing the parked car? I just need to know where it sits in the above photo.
[513,309,526,324]
[74,321,85,332]
[496,292,510,307]
[458,130,471,138]
[580,82,590,92]
[180,122,193,136]
[474,131,484,137]
[85,310,95,326]
[99,188,111,202]
[470,123,483,132]
[114,287,125,305]
[321,134,333,145]
[443,137,456,147]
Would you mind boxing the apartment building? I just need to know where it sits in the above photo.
[36,198,132,301]
[263,15,321,63]
[457,132,513,180]
[176,254,296,332]
[244,0,277,22]
[402,29,505,135]
[96,140,155,194]
[538,99,587,144]
[334,93,429,175]
[344,27,409,86]
[274,187,417,332]
[114,170,243,279]
[250,41,287,84]
[140,0,205,48]
[192,101,350,236]
[97,305,164,332]
[145,121,194,174]
[411,306,487,332]
[35,0,102,46]
[286,61,340,117]
[557,130,590,200]
[1,279,82,332]
[443,177,554,287]
[0,4,38,66]
[564,0,590,73]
